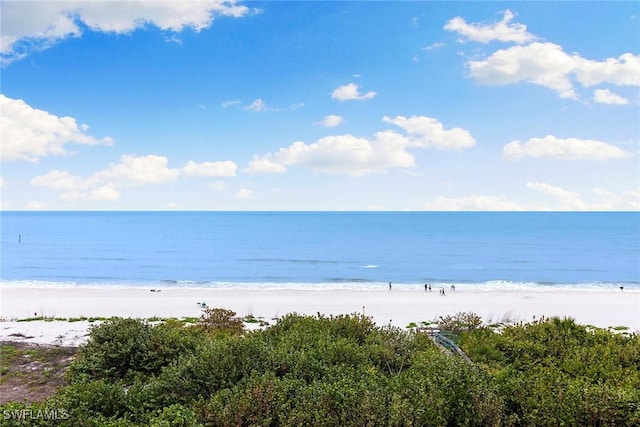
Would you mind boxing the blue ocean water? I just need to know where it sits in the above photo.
[0,212,638,290]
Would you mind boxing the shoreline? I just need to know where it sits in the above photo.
[1,287,638,346]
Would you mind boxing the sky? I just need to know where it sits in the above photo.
[1,0,639,211]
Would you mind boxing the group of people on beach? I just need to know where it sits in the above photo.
[433,283,454,296]
[388,282,456,296]
[424,283,455,295]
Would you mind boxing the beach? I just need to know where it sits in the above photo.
[1,286,638,346]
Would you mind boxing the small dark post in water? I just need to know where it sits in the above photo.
[18,234,21,244]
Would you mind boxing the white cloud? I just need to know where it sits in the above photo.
[244,98,269,112]
[448,10,639,99]
[575,53,640,87]
[422,184,639,211]
[423,195,523,211]
[31,154,178,201]
[86,183,120,201]
[1,3,82,64]
[246,115,475,175]
[316,115,343,128]
[467,42,578,99]
[234,188,253,199]
[465,40,639,99]
[164,34,183,46]
[383,115,475,149]
[30,168,118,202]
[182,160,237,177]
[247,131,415,176]
[422,42,445,51]
[503,135,630,161]
[30,170,84,191]
[245,155,288,174]
[31,154,237,203]
[526,182,587,210]
[221,100,242,108]
[444,10,536,44]
[91,154,180,185]
[0,95,113,162]
[593,88,630,105]
[593,188,640,210]
[1,0,251,64]
[331,83,377,101]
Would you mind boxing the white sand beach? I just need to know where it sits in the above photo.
[1,286,638,346]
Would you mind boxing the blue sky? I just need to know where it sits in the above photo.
[1,1,639,211]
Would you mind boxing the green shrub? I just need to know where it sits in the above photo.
[68,317,200,383]
[56,379,127,423]
[197,308,245,336]
[438,311,483,335]
[15,311,638,426]
[147,404,201,427]
[460,316,640,424]
[140,336,272,407]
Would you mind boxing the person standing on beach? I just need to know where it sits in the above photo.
[389,282,392,290]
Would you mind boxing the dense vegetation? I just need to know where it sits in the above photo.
[1,309,638,426]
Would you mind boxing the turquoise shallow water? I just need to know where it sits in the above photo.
[1,211,638,289]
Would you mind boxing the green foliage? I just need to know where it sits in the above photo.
[459,316,640,425]
[147,404,201,427]
[438,311,484,335]
[68,317,201,383]
[58,379,128,422]
[197,307,245,336]
[261,313,380,381]
[6,312,638,426]
[140,336,273,407]
[392,347,504,426]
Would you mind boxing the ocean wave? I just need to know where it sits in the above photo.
[238,258,347,265]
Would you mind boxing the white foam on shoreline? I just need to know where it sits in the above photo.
[1,280,637,291]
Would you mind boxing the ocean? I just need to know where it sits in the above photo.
[1,211,638,291]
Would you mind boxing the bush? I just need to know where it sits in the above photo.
[460,317,640,425]
[438,311,483,335]
[16,311,639,426]
[56,379,128,424]
[138,336,272,407]
[147,404,201,427]
[69,317,200,383]
[197,308,245,336]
